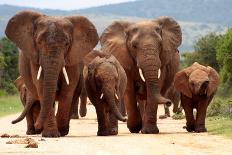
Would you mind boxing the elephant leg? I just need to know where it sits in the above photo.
[124,80,142,133]
[56,94,73,136]
[95,103,109,136]
[108,113,118,135]
[32,101,42,134]
[71,99,79,119]
[25,112,36,135]
[79,88,87,117]
[181,94,195,132]
[42,107,60,137]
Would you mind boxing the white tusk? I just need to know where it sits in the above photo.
[115,94,119,100]
[62,67,70,85]
[158,68,161,79]
[139,68,145,82]
[37,66,42,80]
[100,93,103,99]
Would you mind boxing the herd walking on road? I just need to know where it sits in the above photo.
[5,10,219,137]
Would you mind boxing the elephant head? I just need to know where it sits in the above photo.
[174,62,220,98]
[100,17,181,112]
[5,11,99,128]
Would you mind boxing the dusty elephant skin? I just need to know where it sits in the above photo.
[71,65,88,119]
[100,16,182,134]
[5,10,99,137]
[174,62,220,133]
[84,51,127,136]
[14,76,41,135]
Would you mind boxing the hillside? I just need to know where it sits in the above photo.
[78,0,232,26]
[0,4,227,51]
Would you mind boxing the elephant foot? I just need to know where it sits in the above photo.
[195,126,207,133]
[42,129,60,137]
[71,113,79,119]
[26,128,36,135]
[109,127,118,135]
[97,129,109,136]
[141,125,159,134]
[185,124,195,132]
[79,108,87,117]
[159,115,168,119]
[26,128,42,135]
[128,123,142,133]
[59,126,70,136]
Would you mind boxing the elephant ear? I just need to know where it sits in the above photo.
[207,66,220,96]
[174,70,192,98]
[14,76,24,91]
[100,21,134,70]
[65,16,99,66]
[5,10,42,64]
[154,16,182,63]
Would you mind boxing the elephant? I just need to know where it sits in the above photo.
[84,50,127,136]
[100,16,182,134]
[71,65,88,119]
[14,76,41,135]
[5,10,99,137]
[159,83,182,119]
[174,62,219,132]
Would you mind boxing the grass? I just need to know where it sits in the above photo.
[0,95,22,117]
[207,116,232,139]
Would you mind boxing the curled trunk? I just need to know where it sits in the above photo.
[104,90,126,122]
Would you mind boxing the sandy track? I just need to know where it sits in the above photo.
[0,105,232,155]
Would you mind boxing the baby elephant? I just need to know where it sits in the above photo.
[14,76,41,135]
[85,52,127,136]
[174,62,219,132]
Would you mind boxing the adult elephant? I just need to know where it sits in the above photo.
[100,16,182,134]
[5,11,98,137]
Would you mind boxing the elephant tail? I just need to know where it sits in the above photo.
[11,100,34,124]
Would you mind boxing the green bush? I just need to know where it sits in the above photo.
[207,97,232,117]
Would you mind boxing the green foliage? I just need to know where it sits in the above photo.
[0,37,19,94]
[207,117,232,139]
[216,28,232,94]
[207,97,232,117]
[172,112,185,120]
[0,95,22,117]
[182,33,221,71]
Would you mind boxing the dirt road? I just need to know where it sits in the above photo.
[0,105,232,155]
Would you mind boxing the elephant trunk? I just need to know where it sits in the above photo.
[103,88,127,122]
[35,56,62,129]
[11,100,34,124]
[138,49,171,132]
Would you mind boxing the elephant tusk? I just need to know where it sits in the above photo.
[37,66,42,80]
[115,94,119,100]
[158,68,161,79]
[62,67,70,85]
[139,68,145,82]
[100,93,103,99]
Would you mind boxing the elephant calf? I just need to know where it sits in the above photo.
[14,76,41,135]
[174,62,219,132]
[85,51,127,136]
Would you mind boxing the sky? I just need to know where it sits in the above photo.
[0,0,135,10]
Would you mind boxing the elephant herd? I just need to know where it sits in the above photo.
[5,10,220,137]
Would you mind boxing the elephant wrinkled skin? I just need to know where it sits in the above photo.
[84,51,127,136]
[100,16,182,134]
[174,62,219,132]
[5,11,98,137]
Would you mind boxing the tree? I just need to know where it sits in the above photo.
[217,28,232,83]
[182,33,221,71]
[0,37,19,94]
